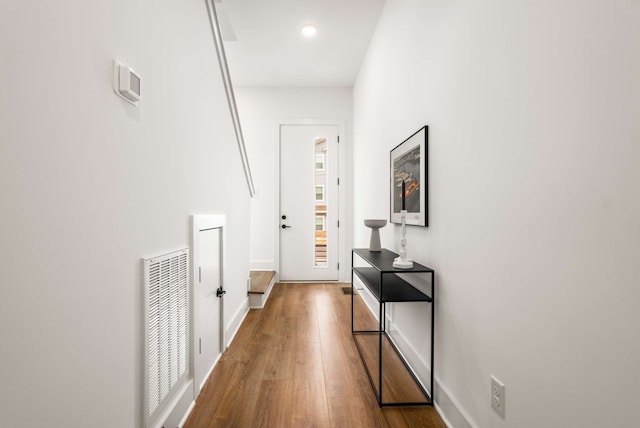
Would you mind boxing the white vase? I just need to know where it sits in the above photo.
[364,219,387,252]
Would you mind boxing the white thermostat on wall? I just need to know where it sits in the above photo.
[113,60,141,105]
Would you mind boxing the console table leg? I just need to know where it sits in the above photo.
[379,300,383,406]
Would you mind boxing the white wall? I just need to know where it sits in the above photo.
[353,0,640,427]
[235,87,353,280]
[0,1,250,427]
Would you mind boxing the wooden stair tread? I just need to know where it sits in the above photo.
[249,270,275,294]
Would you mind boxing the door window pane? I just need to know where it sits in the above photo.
[314,138,328,267]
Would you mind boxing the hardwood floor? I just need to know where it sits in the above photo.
[184,283,446,428]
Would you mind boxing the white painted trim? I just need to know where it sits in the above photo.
[173,298,252,428]
[434,402,455,428]
[386,319,430,389]
[354,275,475,428]
[387,317,477,428]
[199,352,223,391]
[434,376,478,428]
[152,380,191,428]
[248,293,262,308]
[225,297,249,348]
[274,118,347,281]
[356,279,432,392]
[177,400,196,428]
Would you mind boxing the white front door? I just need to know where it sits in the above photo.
[193,226,223,396]
[280,124,339,281]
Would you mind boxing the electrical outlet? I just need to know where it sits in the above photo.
[491,375,506,418]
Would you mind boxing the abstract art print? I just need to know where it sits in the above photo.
[390,126,428,226]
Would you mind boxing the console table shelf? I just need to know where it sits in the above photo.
[353,267,432,303]
[351,248,435,407]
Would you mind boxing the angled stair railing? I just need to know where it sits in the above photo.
[205,0,256,197]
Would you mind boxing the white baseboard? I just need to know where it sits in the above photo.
[434,377,478,428]
[177,400,196,428]
[200,353,223,392]
[157,379,193,428]
[170,299,251,428]
[165,350,223,428]
[387,322,477,428]
[226,297,249,348]
[386,321,431,391]
[353,276,475,428]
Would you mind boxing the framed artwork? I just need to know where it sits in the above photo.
[390,126,428,226]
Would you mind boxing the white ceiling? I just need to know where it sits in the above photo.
[216,0,386,87]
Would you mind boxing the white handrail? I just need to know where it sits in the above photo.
[205,0,256,197]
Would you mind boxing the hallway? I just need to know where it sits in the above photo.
[185,283,445,427]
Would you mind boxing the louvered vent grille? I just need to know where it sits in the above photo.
[144,249,189,425]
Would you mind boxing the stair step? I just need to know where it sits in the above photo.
[249,270,276,295]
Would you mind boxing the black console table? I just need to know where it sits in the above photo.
[351,248,434,407]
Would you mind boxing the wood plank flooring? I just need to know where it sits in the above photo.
[184,283,446,428]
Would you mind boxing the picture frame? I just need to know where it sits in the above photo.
[390,126,428,226]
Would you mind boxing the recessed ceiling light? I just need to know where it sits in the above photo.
[301,24,318,37]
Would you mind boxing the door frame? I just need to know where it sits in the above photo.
[274,119,349,282]
[191,214,226,398]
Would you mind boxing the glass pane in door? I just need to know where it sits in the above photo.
[314,138,328,267]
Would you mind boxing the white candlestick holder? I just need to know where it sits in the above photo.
[393,210,414,269]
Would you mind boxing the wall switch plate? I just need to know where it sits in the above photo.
[113,60,140,106]
[491,375,506,418]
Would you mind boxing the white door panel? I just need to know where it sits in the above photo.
[194,227,222,395]
[280,125,339,281]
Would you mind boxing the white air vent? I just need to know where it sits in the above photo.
[143,249,189,428]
